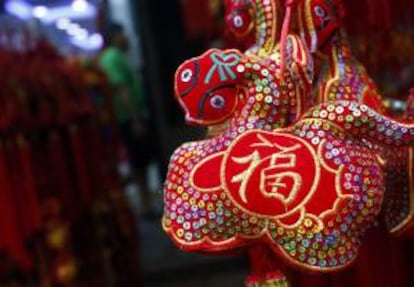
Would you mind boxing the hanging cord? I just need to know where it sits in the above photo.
[280,0,293,78]
[280,0,301,79]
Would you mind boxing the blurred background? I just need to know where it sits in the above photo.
[0,0,411,286]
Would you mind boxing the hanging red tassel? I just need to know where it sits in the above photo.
[0,140,31,271]
[280,0,295,77]
[247,244,287,283]
[68,124,92,205]
[47,131,77,217]
[79,121,105,199]
[16,134,42,236]
[5,139,29,240]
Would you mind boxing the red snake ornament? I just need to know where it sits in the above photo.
[224,0,280,53]
[226,0,414,238]
[163,35,414,284]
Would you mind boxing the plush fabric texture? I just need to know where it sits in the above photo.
[224,0,256,39]
[296,0,344,53]
[382,146,413,236]
[225,0,280,51]
[163,35,414,276]
[166,1,414,285]
[293,0,414,238]
[382,88,414,237]
[224,0,344,53]
[225,0,414,238]
[174,49,244,126]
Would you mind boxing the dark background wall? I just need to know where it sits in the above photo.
[133,0,210,172]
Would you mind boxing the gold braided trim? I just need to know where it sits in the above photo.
[246,278,289,287]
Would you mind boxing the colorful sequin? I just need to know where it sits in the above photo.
[163,34,414,273]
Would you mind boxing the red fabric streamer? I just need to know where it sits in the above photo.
[0,143,31,271]
[68,125,92,205]
[16,135,42,236]
[280,0,300,77]
[248,245,286,279]
[80,122,106,198]
[47,132,77,217]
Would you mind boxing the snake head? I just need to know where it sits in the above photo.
[175,49,245,126]
[225,0,255,39]
[299,0,344,52]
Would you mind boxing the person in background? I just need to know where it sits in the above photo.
[99,23,153,217]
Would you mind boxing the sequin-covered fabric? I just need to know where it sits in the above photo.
[163,34,414,273]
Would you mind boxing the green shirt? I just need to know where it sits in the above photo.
[99,47,146,123]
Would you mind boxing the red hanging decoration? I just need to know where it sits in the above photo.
[166,1,414,286]
[0,23,134,283]
[280,0,302,77]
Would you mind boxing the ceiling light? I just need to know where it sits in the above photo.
[32,6,48,18]
[71,33,104,51]
[5,0,97,23]
[67,23,81,36]
[5,0,32,19]
[56,18,71,30]
[74,28,88,40]
[90,33,103,46]
[72,0,88,12]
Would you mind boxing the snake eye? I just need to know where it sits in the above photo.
[181,68,193,83]
[314,6,326,18]
[210,95,226,109]
[233,15,244,28]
